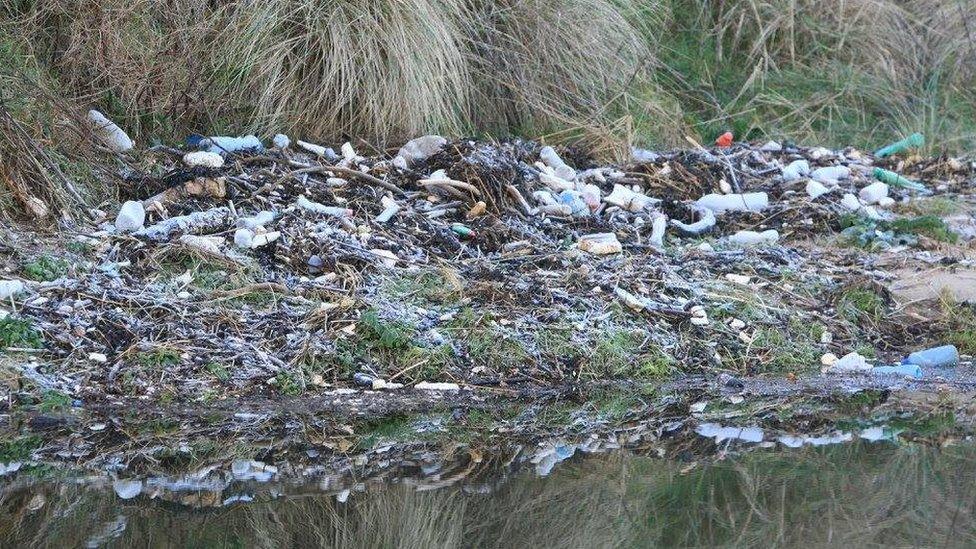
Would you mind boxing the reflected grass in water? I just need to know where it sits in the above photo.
[3,443,976,548]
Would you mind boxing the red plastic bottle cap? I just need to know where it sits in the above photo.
[715,132,734,148]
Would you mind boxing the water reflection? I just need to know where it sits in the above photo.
[3,443,976,548]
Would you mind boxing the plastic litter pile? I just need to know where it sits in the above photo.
[3,122,975,406]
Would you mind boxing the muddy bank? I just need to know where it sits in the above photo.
[1,134,975,476]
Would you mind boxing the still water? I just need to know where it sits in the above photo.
[3,442,975,548]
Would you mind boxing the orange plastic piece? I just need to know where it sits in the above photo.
[715,131,734,148]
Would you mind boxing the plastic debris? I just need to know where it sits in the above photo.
[811,166,851,184]
[858,181,889,204]
[781,159,811,182]
[696,192,768,214]
[539,146,576,180]
[873,168,927,191]
[0,280,25,300]
[295,196,353,217]
[726,229,779,247]
[696,423,764,443]
[905,345,959,369]
[578,233,622,255]
[604,184,658,212]
[87,110,134,153]
[202,135,263,155]
[397,135,447,166]
[874,132,924,158]
[375,196,401,223]
[671,204,716,235]
[828,351,872,373]
[414,381,460,391]
[112,479,143,500]
[715,132,734,148]
[183,151,224,169]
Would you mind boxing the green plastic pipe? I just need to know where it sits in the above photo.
[874,133,924,158]
[873,168,927,191]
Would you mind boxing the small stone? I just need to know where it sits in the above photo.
[89,352,108,363]
[272,133,291,149]
[115,201,145,232]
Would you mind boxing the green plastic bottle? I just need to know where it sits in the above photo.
[874,133,924,158]
[872,168,926,191]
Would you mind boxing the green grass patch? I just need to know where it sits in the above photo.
[136,348,182,369]
[752,324,821,372]
[0,317,42,349]
[890,215,958,243]
[21,255,68,281]
[837,287,885,324]
[587,330,673,379]
[0,434,41,461]
[38,390,71,412]
[382,269,464,305]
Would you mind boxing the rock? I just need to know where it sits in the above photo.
[858,181,889,204]
[396,135,447,166]
[726,229,779,246]
[806,179,830,200]
[578,233,622,255]
[182,151,224,168]
[272,133,291,148]
[0,280,25,300]
[760,140,782,152]
[115,201,145,232]
[87,110,133,153]
[696,192,768,214]
[89,352,108,363]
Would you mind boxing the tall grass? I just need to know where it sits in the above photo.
[2,0,976,221]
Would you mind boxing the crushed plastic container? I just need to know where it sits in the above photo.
[696,192,768,214]
[904,345,959,369]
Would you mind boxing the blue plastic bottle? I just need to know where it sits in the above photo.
[904,345,959,369]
